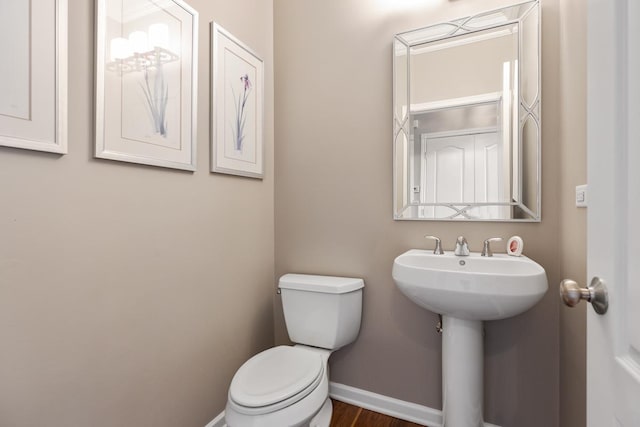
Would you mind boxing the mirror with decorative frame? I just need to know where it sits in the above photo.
[393,1,540,221]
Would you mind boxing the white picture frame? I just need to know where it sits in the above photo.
[211,23,264,179]
[95,0,198,171]
[0,0,68,154]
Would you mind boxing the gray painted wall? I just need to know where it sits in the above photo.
[0,1,588,426]
[274,1,586,426]
[0,1,274,425]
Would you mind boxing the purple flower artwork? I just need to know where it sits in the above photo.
[231,74,252,151]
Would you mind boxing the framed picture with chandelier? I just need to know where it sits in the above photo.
[95,0,198,171]
[211,23,264,179]
[0,0,67,154]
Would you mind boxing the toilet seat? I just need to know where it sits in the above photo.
[228,346,324,415]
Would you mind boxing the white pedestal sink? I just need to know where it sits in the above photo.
[392,249,548,427]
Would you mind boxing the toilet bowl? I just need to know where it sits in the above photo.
[226,345,331,427]
[225,274,364,427]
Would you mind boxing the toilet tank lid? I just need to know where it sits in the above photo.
[279,274,364,294]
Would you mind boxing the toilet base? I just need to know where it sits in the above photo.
[309,398,332,427]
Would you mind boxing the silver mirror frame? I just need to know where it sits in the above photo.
[393,0,541,222]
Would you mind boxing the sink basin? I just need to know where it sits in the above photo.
[392,249,548,320]
[392,248,548,426]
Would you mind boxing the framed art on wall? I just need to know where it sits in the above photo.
[95,0,198,171]
[211,23,264,179]
[0,0,67,154]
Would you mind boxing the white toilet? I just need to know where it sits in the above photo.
[225,273,364,427]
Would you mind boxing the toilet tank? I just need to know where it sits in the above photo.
[279,274,364,350]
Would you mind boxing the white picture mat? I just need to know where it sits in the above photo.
[95,0,197,170]
[212,23,264,178]
[0,1,30,119]
[0,0,67,153]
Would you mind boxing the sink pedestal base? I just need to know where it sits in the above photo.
[442,316,484,427]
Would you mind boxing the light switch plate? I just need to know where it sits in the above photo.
[576,184,588,208]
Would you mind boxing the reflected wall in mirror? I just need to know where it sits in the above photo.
[393,1,540,221]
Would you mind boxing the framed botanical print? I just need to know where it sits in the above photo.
[0,0,67,154]
[95,0,198,170]
[211,23,264,179]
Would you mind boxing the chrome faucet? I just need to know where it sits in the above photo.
[481,237,503,257]
[454,236,470,256]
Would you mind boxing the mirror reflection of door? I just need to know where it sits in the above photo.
[410,97,511,219]
[421,132,507,219]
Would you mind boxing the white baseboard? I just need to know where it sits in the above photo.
[329,382,501,427]
[205,383,501,427]
[204,411,226,427]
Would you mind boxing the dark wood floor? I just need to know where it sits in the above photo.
[329,399,426,427]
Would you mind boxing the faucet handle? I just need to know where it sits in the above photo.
[424,235,444,254]
[481,237,503,257]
